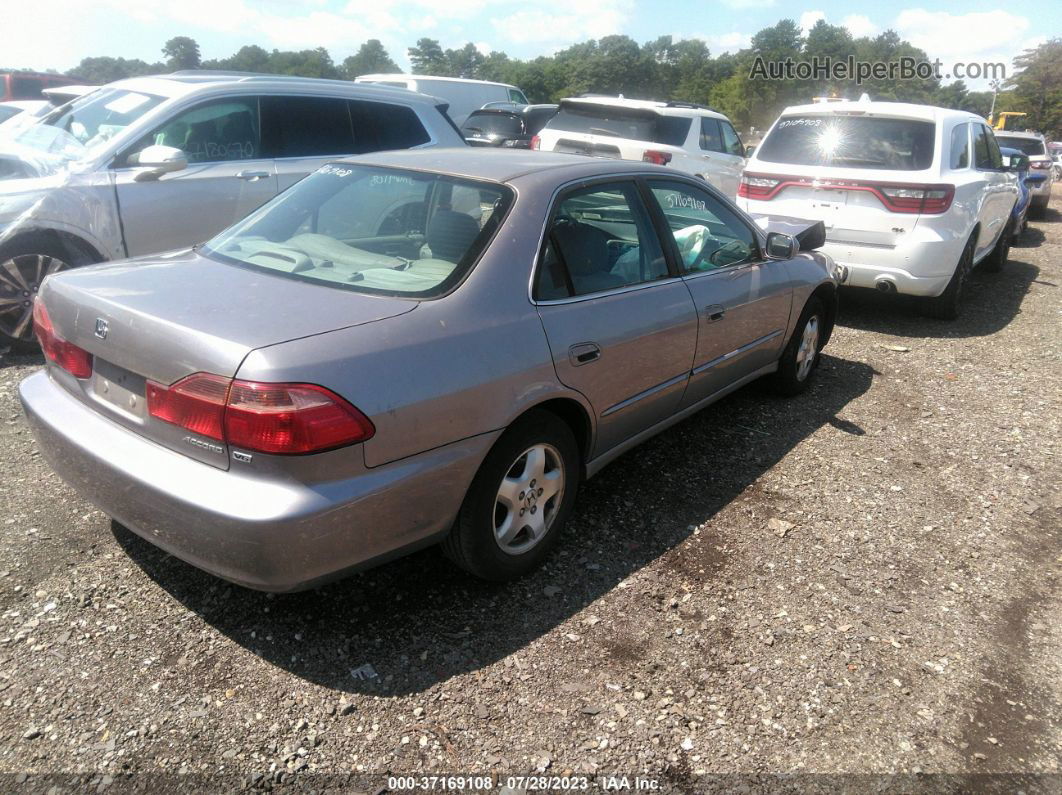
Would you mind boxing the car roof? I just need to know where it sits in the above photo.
[559,96,728,120]
[778,99,984,124]
[104,72,443,106]
[336,147,673,184]
[994,130,1044,140]
[356,73,520,90]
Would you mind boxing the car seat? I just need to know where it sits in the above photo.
[552,220,624,294]
[426,210,481,262]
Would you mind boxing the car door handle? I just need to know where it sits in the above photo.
[236,170,270,181]
[705,304,726,322]
[568,342,601,366]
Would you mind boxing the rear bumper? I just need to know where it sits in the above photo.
[19,370,495,591]
[1027,178,1051,199]
[818,235,966,298]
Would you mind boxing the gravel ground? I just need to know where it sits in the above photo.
[0,193,1058,793]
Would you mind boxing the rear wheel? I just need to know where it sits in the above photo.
[0,238,79,352]
[1030,196,1049,219]
[982,218,1013,273]
[771,296,825,397]
[443,410,580,581]
[924,235,974,320]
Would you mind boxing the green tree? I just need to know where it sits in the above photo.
[222,45,271,73]
[341,40,400,78]
[162,36,201,71]
[1008,39,1062,136]
[446,43,484,78]
[408,38,448,75]
[69,56,160,83]
[266,47,338,79]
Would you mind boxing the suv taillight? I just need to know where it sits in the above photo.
[877,185,954,214]
[738,173,954,213]
[642,150,672,166]
[739,174,781,199]
[146,373,375,455]
[530,135,541,150]
[1030,160,1051,170]
[33,300,92,379]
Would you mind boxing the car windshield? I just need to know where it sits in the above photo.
[8,88,165,167]
[204,164,514,298]
[462,112,523,137]
[545,104,691,147]
[994,136,1046,157]
[757,115,936,170]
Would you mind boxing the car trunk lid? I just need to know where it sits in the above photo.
[39,248,415,469]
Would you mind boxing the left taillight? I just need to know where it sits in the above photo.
[642,149,673,166]
[33,300,92,379]
[529,135,541,150]
[146,373,375,455]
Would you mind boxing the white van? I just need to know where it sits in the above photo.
[353,75,528,126]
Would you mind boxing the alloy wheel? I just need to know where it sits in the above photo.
[795,315,820,382]
[0,254,69,341]
[493,443,565,555]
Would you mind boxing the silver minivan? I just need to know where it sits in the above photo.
[0,72,464,349]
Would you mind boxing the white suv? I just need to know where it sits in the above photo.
[738,99,1019,319]
[532,96,746,198]
[993,130,1054,217]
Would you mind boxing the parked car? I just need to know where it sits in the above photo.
[999,147,1033,241]
[353,75,529,126]
[0,72,464,350]
[533,97,747,198]
[19,149,840,591]
[41,84,98,106]
[461,104,557,148]
[0,100,48,127]
[1053,151,1062,180]
[737,99,1019,319]
[993,130,1054,217]
[0,71,79,102]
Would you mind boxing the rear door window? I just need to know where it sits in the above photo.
[949,123,970,169]
[699,118,723,152]
[719,121,745,156]
[545,104,691,147]
[758,115,935,170]
[974,125,1004,170]
[260,96,354,158]
[348,100,431,151]
[535,182,668,300]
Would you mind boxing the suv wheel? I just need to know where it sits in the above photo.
[924,235,975,320]
[443,410,580,581]
[0,238,78,352]
[982,218,1013,273]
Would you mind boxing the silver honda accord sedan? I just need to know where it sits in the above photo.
[19,149,840,591]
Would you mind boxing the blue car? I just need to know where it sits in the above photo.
[1001,146,1048,241]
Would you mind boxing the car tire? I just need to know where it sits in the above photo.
[0,236,83,353]
[982,218,1013,273]
[771,296,825,397]
[443,410,581,581]
[924,235,975,321]
[1030,196,1049,219]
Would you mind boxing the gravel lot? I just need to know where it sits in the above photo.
[0,193,1058,792]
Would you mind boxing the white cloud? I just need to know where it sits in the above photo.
[492,0,632,46]
[707,32,752,53]
[720,0,775,7]
[799,11,826,37]
[841,14,876,38]
[474,42,493,56]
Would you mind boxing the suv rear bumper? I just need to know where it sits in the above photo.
[819,234,967,297]
[19,370,494,592]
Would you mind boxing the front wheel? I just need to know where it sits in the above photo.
[0,239,75,352]
[443,410,581,581]
[771,296,825,397]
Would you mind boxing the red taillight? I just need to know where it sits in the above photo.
[146,374,375,455]
[642,149,672,166]
[146,373,229,440]
[738,173,954,213]
[529,135,541,150]
[33,300,92,379]
[739,173,781,199]
[1030,161,1050,170]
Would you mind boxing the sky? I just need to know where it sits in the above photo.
[5,0,1057,89]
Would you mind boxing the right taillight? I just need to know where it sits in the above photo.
[33,300,93,379]
[146,373,375,455]
[529,135,541,150]
[877,184,954,214]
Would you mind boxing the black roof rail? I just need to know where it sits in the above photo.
[665,100,718,112]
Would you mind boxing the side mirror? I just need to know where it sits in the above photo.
[765,232,796,260]
[129,145,187,182]
[744,144,756,159]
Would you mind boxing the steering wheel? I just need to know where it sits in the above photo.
[708,240,752,268]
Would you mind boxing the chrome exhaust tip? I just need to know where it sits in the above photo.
[875,280,897,294]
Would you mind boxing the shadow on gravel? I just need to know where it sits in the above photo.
[0,349,44,369]
[115,354,875,697]
[836,257,1040,339]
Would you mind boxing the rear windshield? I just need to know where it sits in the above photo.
[994,136,1046,156]
[757,115,936,170]
[462,112,523,138]
[545,104,691,147]
[204,164,513,298]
